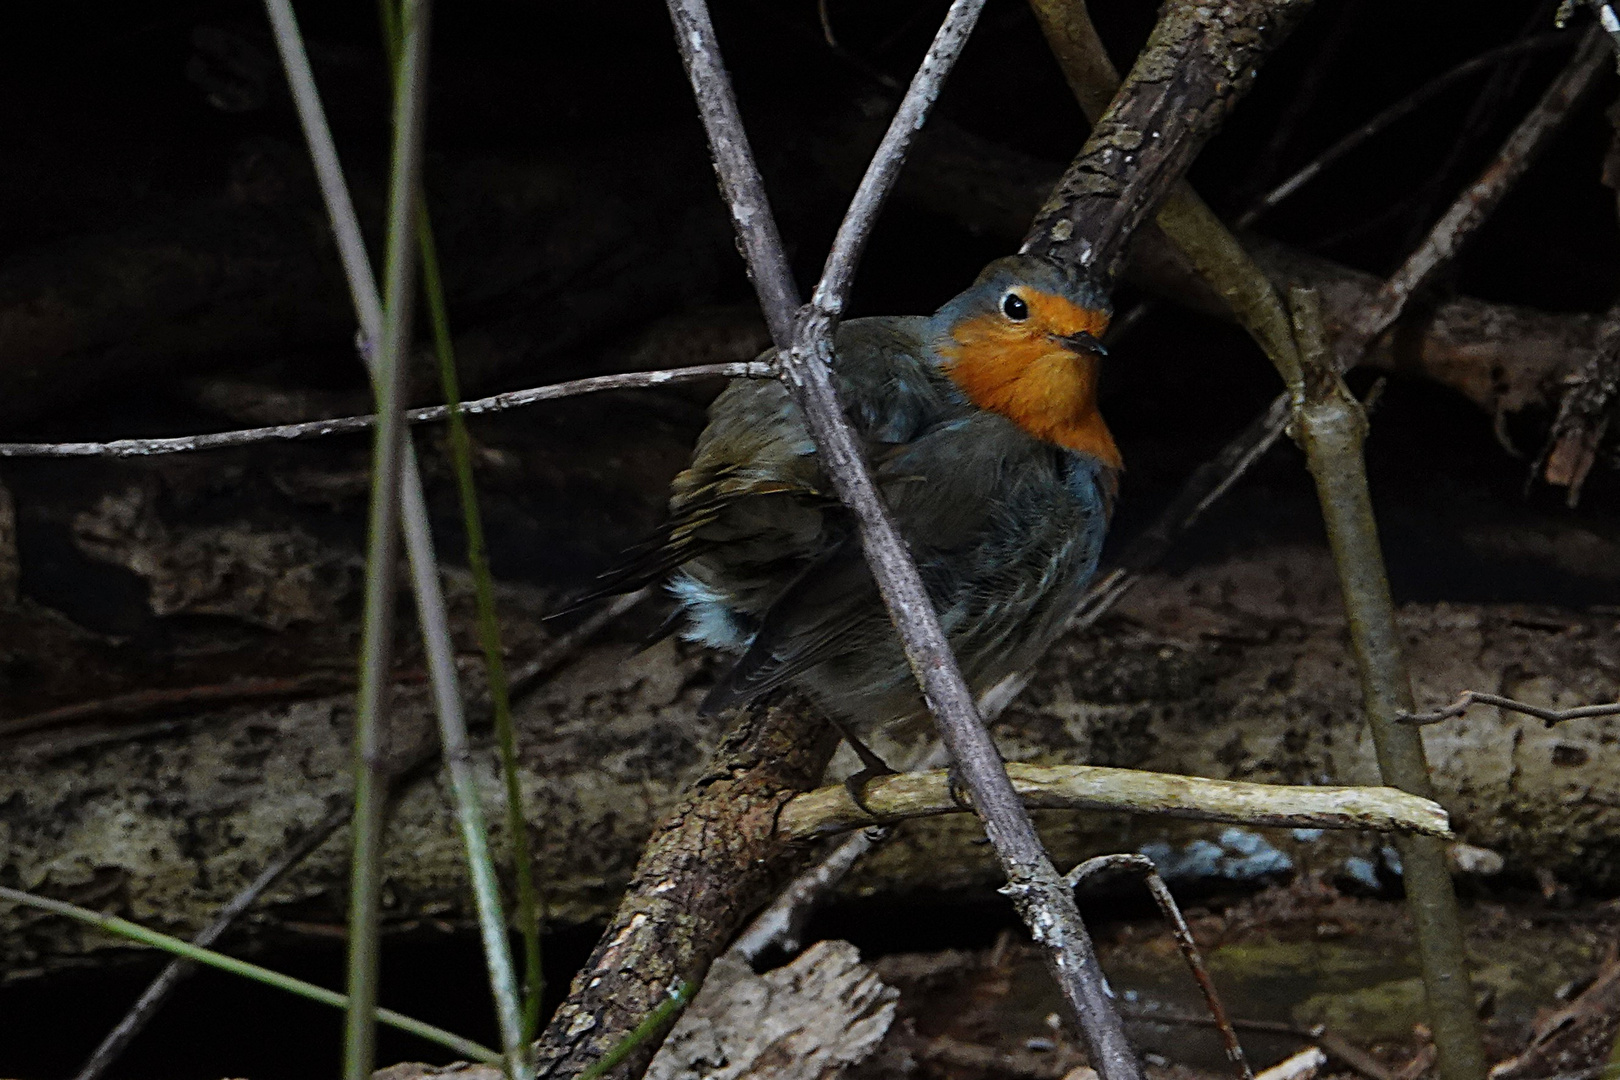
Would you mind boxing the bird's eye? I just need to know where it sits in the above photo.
[1001,292,1029,321]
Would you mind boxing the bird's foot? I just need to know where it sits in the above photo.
[945,763,975,812]
[829,717,898,820]
[842,762,899,820]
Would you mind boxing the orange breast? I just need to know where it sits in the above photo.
[940,305,1121,469]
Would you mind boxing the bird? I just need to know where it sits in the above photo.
[583,253,1119,781]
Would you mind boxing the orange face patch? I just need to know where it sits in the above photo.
[939,289,1121,468]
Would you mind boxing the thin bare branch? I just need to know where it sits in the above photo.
[810,0,986,315]
[1236,0,1364,202]
[1237,34,1569,229]
[1343,25,1610,358]
[777,763,1452,840]
[1399,690,1620,727]
[0,362,774,459]
[1068,854,1252,1080]
[663,0,1147,1074]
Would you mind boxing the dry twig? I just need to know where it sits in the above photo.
[1399,690,1620,727]
[0,363,773,459]
[1238,34,1570,228]
[776,763,1451,840]
[1068,854,1253,1080]
[1343,25,1610,358]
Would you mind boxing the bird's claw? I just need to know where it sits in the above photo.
[842,761,899,820]
[828,716,899,820]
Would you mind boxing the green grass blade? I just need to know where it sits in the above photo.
[415,205,545,1041]
[0,886,500,1066]
[346,0,433,1074]
[576,981,693,1080]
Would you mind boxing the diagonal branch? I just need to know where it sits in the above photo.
[1342,25,1610,359]
[1238,33,1571,229]
[662,2,1149,1076]
[1068,855,1252,1080]
[1023,0,1311,282]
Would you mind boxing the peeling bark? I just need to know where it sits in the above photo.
[531,695,835,1079]
[1024,0,1313,279]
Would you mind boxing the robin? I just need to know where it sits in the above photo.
[587,254,1118,785]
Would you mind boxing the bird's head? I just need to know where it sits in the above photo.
[930,255,1119,469]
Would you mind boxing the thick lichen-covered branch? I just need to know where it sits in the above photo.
[530,698,835,1079]
[1023,0,1312,282]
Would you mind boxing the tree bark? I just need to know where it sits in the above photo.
[6,546,1619,981]
[531,696,835,1078]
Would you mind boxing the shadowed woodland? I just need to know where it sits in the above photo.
[6,1,1620,1079]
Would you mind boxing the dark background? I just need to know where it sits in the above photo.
[2,0,1617,1076]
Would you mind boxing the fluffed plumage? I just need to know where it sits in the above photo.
[592,254,1120,732]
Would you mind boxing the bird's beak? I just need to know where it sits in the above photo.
[1055,330,1108,357]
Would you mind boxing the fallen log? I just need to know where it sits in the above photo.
[5,543,1619,981]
